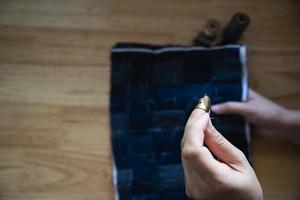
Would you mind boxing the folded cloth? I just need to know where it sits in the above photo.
[110,43,250,200]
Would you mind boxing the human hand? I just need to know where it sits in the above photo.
[211,89,287,129]
[211,89,300,143]
[181,109,263,200]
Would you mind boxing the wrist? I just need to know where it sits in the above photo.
[280,109,300,129]
[275,108,291,128]
[275,109,300,145]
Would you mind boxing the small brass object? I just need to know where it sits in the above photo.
[195,94,211,113]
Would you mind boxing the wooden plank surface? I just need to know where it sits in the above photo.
[0,0,299,199]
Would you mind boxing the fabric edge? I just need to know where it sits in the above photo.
[239,46,252,163]
[111,44,244,54]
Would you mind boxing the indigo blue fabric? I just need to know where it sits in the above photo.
[110,43,250,200]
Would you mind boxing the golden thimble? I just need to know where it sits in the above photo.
[195,94,211,113]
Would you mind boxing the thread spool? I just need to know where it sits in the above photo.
[222,12,250,44]
[203,18,221,39]
[193,18,221,47]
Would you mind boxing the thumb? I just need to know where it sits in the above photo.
[211,102,250,116]
[204,120,246,166]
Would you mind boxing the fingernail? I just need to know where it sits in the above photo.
[211,105,219,113]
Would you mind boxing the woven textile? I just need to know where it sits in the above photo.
[110,43,250,200]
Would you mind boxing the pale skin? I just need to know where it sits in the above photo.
[181,89,300,200]
[212,89,300,145]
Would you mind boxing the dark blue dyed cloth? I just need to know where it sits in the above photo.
[110,43,250,200]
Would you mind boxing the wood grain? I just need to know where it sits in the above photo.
[0,0,299,199]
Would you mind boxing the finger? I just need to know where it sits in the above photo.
[181,109,210,148]
[182,109,220,175]
[182,146,220,176]
[211,101,249,116]
[204,120,246,166]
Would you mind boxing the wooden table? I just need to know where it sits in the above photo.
[0,0,299,199]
